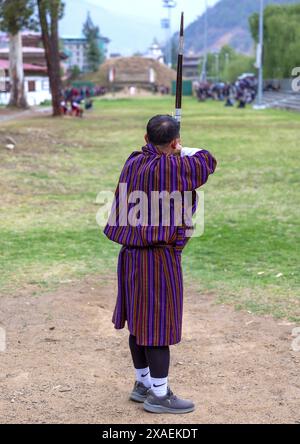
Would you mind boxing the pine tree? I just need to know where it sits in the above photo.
[82,12,102,72]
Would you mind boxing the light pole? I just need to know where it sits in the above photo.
[224,52,229,81]
[201,0,208,82]
[162,0,177,68]
[215,52,219,82]
[254,0,266,109]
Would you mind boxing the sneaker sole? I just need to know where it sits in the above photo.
[143,401,195,414]
[130,392,147,403]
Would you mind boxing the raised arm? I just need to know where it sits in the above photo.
[169,148,217,192]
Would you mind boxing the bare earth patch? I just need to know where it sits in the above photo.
[0,276,299,424]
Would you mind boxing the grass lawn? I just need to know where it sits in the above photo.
[0,97,299,321]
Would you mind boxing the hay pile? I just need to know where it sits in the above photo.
[84,56,176,88]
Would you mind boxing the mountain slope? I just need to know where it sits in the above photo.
[60,0,164,55]
[184,0,300,54]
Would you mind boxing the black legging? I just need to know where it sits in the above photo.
[129,335,170,378]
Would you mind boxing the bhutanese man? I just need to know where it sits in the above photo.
[104,115,217,414]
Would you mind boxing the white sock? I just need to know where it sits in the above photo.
[151,377,168,397]
[135,367,151,388]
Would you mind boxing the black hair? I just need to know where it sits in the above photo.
[147,115,180,146]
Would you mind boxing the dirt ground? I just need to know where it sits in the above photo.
[0,107,51,123]
[0,275,299,424]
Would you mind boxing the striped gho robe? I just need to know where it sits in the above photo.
[104,143,217,346]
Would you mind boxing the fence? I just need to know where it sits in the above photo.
[264,78,296,93]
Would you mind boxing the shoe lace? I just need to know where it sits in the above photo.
[168,388,177,401]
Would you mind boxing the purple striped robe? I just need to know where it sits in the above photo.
[104,143,217,346]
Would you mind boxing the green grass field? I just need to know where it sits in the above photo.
[0,97,299,321]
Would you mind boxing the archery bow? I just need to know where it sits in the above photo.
[175,12,184,129]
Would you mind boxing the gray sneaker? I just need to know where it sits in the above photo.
[130,381,150,403]
[144,388,195,414]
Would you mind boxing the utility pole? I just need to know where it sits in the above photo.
[215,52,219,82]
[254,0,266,109]
[225,52,229,70]
[162,0,177,68]
[201,0,208,82]
[224,52,229,81]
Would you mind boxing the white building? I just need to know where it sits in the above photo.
[62,35,110,73]
[0,59,51,106]
[143,39,165,64]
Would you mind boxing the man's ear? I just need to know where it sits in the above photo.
[145,134,149,144]
[170,138,181,150]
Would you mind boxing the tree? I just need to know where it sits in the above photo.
[225,53,255,82]
[69,65,81,81]
[0,0,35,108]
[199,45,255,83]
[249,4,300,79]
[83,12,102,72]
[37,0,64,116]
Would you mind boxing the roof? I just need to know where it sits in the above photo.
[62,35,110,43]
[0,59,47,72]
[62,36,86,41]
[0,46,67,60]
[183,60,200,67]
[0,46,45,54]
[83,56,176,88]
[21,32,41,36]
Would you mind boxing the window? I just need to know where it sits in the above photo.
[42,80,49,91]
[0,80,10,93]
[28,80,36,92]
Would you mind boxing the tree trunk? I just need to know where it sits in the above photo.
[37,0,62,117]
[8,32,28,109]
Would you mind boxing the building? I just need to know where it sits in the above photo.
[0,46,48,68]
[0,59,50,106]
[62,37,87,72]
[110,53,122,59]
[62,35,110,73]
[143,39,164,64]
[0,32,67,106]
[182,53,202,80]
[0,32,42,49]
[95,56,176,91]
[0,33,7,48]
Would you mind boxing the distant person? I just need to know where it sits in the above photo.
[224,84,234,107]
[129,86,136,96]
[71,100,83,118]
[104,115,217,414]
[85,98,93,111]
[60,99,69,115]
[236,86,246,109]
[225,97,234,107]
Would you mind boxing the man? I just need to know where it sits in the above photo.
[104,115,217,414]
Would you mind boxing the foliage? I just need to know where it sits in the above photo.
[36,0,64,23]
[82,12,103,72]
[200,45,255,82]
[0,0,35,35]
[68,65,81,81]
[249,3,300,78]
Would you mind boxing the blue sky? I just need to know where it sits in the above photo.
[61,0,220,55]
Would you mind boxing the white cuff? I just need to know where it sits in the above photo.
[181,147,203,157]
